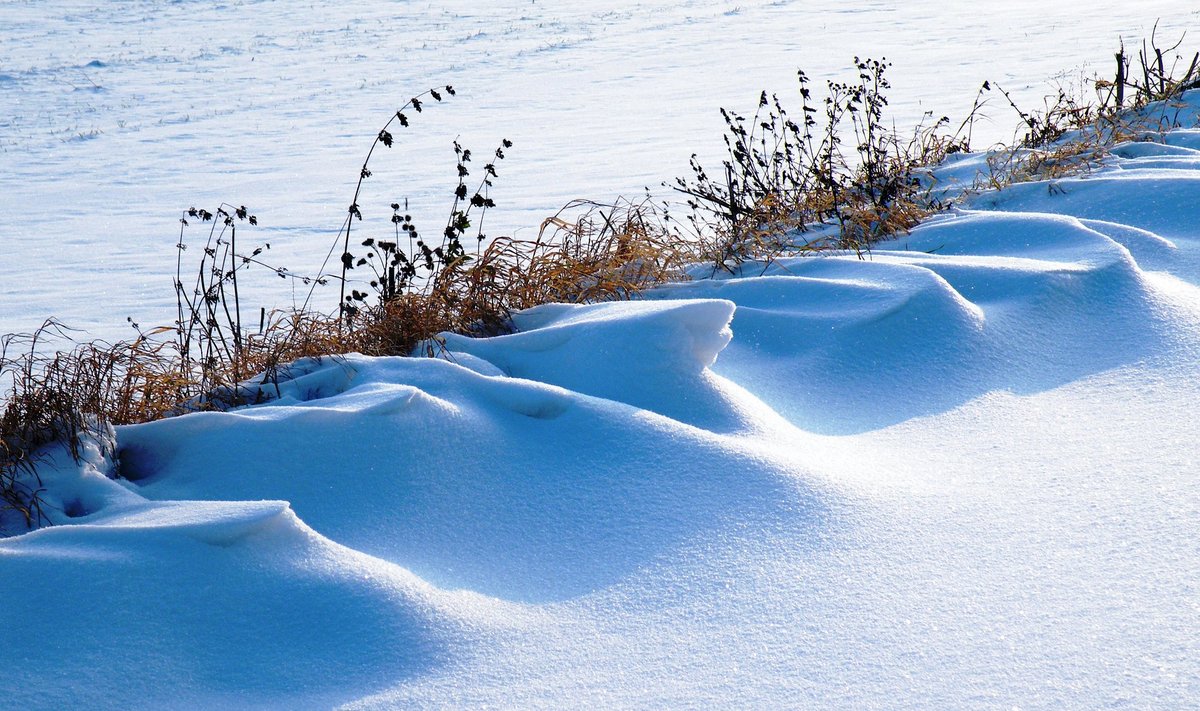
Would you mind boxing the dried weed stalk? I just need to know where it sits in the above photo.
[673,57,968,272]
[983,28,1200,187]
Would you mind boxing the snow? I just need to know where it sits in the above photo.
[4,2,1200,708]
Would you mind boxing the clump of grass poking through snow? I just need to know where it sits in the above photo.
[0,321,147,529]
[671,57,969,274]
[979,28,1200,188]
[336,197,685,357]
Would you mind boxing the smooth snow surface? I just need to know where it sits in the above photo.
[4,4,1200,709]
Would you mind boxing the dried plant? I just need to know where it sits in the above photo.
[982,28,1200,188]
[342,197,687,356]
[671,58,969,272]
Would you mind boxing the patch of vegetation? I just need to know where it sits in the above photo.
[672,57,967,273]
[980,29,1200,187]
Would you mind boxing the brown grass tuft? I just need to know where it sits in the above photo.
[980,32,1199,189]
[339,197,688,357]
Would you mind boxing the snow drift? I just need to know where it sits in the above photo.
[4,77,1200,711]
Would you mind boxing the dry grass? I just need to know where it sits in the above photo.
[487,198,688,305]
[0,322,131,528]
[342,197,687,356]
[674,59,972,271]
[981,33,1200,189]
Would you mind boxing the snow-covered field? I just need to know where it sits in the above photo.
[4,2,1200,709]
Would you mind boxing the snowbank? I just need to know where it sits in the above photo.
[5,93,1200,711]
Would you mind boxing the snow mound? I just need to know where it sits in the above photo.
[0,497,470,710]
[441,298,754,432]
[0,422,143,532]
[115,354,823,604]
[641,204,1190,433]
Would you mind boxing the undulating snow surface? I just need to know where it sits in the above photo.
[5,3,1200,708]
[5,89,1200,707]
